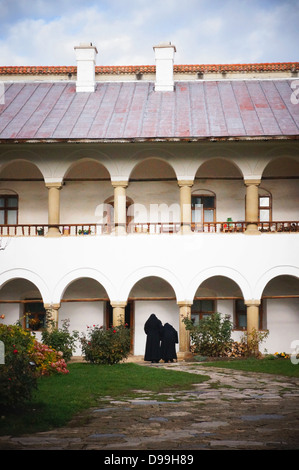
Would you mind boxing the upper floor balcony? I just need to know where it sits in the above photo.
[0,145,299,238]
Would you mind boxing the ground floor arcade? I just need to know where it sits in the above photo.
[1,274,298,357]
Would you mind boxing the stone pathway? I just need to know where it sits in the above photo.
[1,361,299,451]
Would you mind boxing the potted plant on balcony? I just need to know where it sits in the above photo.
[78,228,91,235]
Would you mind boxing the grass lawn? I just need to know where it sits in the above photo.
[0,362,209,437]
[199,357,299,377]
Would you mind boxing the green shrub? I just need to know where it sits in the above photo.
[80,324,131,365]
[0,324,37,408]
[42,318,79,362]
[183,313,233,357]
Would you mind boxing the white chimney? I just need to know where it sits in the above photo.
[74,42,98,92]
[153,42,176,91]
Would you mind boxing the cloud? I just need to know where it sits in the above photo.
[0,0,298,66]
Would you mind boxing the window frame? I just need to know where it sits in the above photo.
[23,300,46,332]
[258,194,272,223]
[191,194,216,224]
[191,299,215,324]
[0,194,18,225]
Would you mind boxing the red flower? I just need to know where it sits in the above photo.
[13,349,18,354]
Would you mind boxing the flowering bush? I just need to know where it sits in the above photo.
[274,351,290,359]
[81,324,131,365]
[0,324,37,408]
[29,340,69,376]
[0,323,69,409]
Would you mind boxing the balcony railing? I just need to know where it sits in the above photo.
[0,221,298,237]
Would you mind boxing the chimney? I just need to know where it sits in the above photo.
[153,42,176,91]
[74,42,98,92]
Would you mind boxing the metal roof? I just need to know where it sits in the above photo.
[0,80,298,141]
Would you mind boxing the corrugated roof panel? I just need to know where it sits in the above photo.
[123,82,149,138]
[0,80,298,140]
[157,88,176,137]
[204,81,228,136]
[218,81,246,136]
[269,81,299,134]
[35,84,74,138]
[87,83,121,138]
[188,82,210,137]
[140,85,162,138]
[232,81,264,135]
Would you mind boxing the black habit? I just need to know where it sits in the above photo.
[161,323,178,362]
[144,314,163,362]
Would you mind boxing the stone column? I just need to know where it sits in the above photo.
[177,301,192,353]
[44,303,60,331]
[245,300,260,334]
[244,179,261,235]
[111,302,127,326]
[245,300,260,355]
[112,181,128,235]
[46,182,62,237]
[178,180,193,234]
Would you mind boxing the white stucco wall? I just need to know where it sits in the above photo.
[0,233,298,354]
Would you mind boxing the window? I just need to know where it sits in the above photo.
[259,195,271,222]
[235,299,247,329]
[191,299,215,325]
[192,195,215,224]
[24,301,46,331]
[0,195,18,224]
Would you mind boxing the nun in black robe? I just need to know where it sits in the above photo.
[161,323,178,363]
[144,314,163,362]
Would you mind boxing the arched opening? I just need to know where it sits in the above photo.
[261,157,299,223]
[60,277,110,355]
[194,158,245,229]
[128,158,180,233]
[128,276,178,356]
[62,160,111,226]
[193,275,263,335]
[261,275,299,354]
[0,278,46,336]
[0,161,47,229]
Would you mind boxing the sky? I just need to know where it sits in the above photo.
[0,0,298,66]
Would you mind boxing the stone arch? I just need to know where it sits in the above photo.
[0,269,50,304]
[261,156,299,179]
[129,156,177,181]
[195,156,244,179]
[52,268,115,304]
[118,266,184,302]
[254,266,299,300]
[63,157,111,181]
[188,267,251,302]
[0,158,45,180]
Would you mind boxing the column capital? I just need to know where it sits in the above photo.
[244,179,261,187]
[110,301,127,308]
[244,300,261,307]
[177,301,193,307]
[44,303,61,310]
[111,180,128,188]
[45,182,63,190]
[177,179,194,188]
